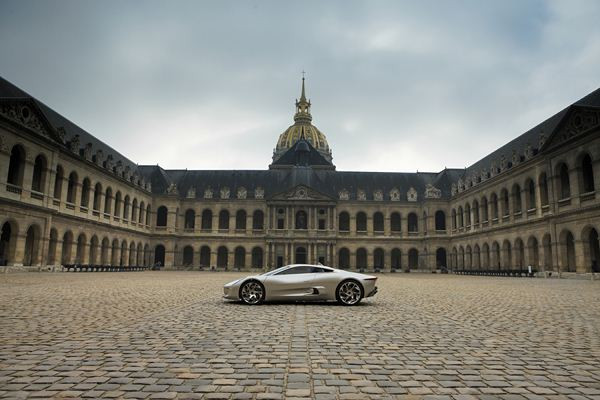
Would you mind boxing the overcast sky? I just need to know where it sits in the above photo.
[1,0,599,172]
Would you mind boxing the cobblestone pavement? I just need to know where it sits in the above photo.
[1,272,599,400]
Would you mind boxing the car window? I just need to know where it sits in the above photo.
[275,266,314,275]
[311,267,333,273]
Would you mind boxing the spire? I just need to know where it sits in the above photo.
[294,73,312,123]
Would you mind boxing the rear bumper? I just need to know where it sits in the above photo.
[366,286,378,297]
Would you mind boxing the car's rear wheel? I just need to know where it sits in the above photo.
[336,280,363,306]
[239,280,265,305]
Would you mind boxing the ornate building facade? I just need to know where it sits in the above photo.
[1,76,599,275]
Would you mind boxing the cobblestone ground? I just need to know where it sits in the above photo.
[1,272,599,400]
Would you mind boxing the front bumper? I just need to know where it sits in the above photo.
[366,286,378,297]
[223,285,240,300]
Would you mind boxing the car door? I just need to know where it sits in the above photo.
[264,266,316,300]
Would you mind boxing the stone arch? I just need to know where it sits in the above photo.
[465,245,472,269]
[512,183,522,214]
[104,187,113,214]
[89,235,99,265]
[559,229,576,272]
[47,228,58,265]
[473,244,481,269]
[143,243,150,266]
[481,196,489,222]
[218,210,230,230]
[436,247,447,268]
[482,243,490,269]
[100,237,110,265]
[123,195,131,219]
[435,210,446,231]
[183,245,194,266]
[23,224,42,266]
[408,248,419,269]
[356,248,367,269]
[217,246,228,267]
[235,210,247,230]
[234,246,245,268]
[251,247,263,268]
[514,238,525,269]
[131,198,138,221]
[252,210,264,230]
[53,164,64,199]
[525,178,536,210]
[491,241,501,270]
[391,212,401,232]
[451,209,457,230]
[578,152,595,194]
[408,212,418,232]
[338,211,350,231]
[114,191,122,217]
[66,171,78,203]
[7,144,26,187]
[73,233,86,264]
[200,245,211,268]
[500,188,510,217]
[451,247,457,269]
[374,248,384,269]
[80,177,91,208]
[137,242,143,266]
[582,226,600,272]
[539,172,549,206]
[145,205,151,226]
[120,239,128,266]
[391,248,402,270]
[0,220,18,266]
[373,212,384,232]
[527,236,539,268]
[502,239,512,269]
[557,162,571,200]
[465,203,471,226]
[457,206,464,228]
[128,241,136,266]
[490,192,499,219]
[472,200,480,225]
[154,244,165,266]
[184,209,195,229]
[156,205,168,227]
[356,212,367,232]
[338,247,350,269]
[31,153,48,193]
[458,246,465,269]
[139,201,145,224]
[93,182,102,211]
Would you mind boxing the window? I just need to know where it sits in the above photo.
[408,213,418,232]
[435,210,446,231]
[356,212,367,232]
[338,212,350,231]
[559,163,570,199]
[295,210,307,229]
[581,154,595,193]
[391,212,401,232]
[373,212,384,232]
[276,266,314,275]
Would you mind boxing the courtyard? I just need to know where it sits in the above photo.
[0,272,599,400]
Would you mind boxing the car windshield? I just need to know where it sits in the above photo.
[261,266,291,276]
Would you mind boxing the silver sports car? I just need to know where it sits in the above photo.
[223,264,378,305]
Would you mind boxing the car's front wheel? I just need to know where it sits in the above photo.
[239,280,265,305]
[336,280,363,306]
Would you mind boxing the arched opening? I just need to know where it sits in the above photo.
[251,247,263,268]
[465,204,471,226]
[139,201,145,224]
[75,233,86,264]
[129,242,136,266]
[408,248,419,269]
[53,165,64,199]
[131,198,138,221]
[502,240,512,270]
[60,231,73,265]
[123,195,130,219]
[66,172,78,203]
[490,193,499,219]
[143,244,150,266]
[295,210,307,230]
[501,188,510,217]
[391,212,401,232]
[201,209,213,230]
[542,234,553,271]
[7,145,25,187]
[338,212,350,231]
[492,242,501,270]
[101,237,110,265]
[512,184,522,214]
[104,187,112,214]
[234,246,245,268]
[200,246,211,268]
[481,197,489,222]
[514,238,525,269]
[436,248,447,268]
[457,206,464,228]
[561,230,576,272]
[356,248,367,269]
[217,246,228,267]
[356,212,367,232]
[110,239,119,265]
[472,201,480,225]
[581,154,595,193]
[391,248,401,270]
[31,154,47,193]
[183,246,194,266]
[295,246,307,264]
[154,244,165,267]
[408,213,418,232]
[527,236,539,269]
[80,178,90,208]
[0,221,15,266]
[93,183,102,211]
[89,235,99,265]
[218,210,229,230]
[435,210,446,231]
[252,210,264,230]
[558,163,571,200]
[114,191,122,217]
[373,212,384,233]
[458,246,465,269]
[23,225,40,266]
[526,179,536,210]
[473,244,481,269]
[47,228,58,265]
[586,228,600,272]
[481,243,490,269]
[539,173,549,206]
[466,245,472,268]
[451,209,457,229]
[137,243,143,266]
[184,209,195,229]
[451,247,457,269]
[145,205,151,226]
[338,248,350,269]
[236,210,247,230]
[374,248,384,269]
[156,206,168,227]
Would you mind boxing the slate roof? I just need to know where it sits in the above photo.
[464,87,600,178]
[0,76,140,173]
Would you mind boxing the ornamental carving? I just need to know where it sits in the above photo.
[0,102,49,138]
[457,178,464,192]
[490,161,498,177]
[115,160,123,176]
[94,149,104,165]
[389,188,400,201]
[220,187,230,199]
[254,187,264,199]
[166,183,178,195]
[562,109,600,141]
[0,135,8,153]
[146,182,152,192]
[187,187,196,198]
[357,189,366,201]
[105,155,114,171]
[373,190,383,201]
[524,143,533,160]
[237,187,247,199]
[407,187,418,202]
[539,133,546,148]
[69,134,80,153]
[451,183,457,196]
[124,166,131,181]
[512,149,520,166]
[500,155,507,171]
[424,184,441,199]
[83,143,93,161]
[289,187,308,199]
[338,189,349,200]
[480,168,488,181]
[204,187,213,199]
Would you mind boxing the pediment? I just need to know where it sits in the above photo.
[0,99,57,142]
[542,106,600,151]
[271,185,333,201]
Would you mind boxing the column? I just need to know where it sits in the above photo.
[246,214,252,234]
[229,212,236,233]
[227,251,235,270]
[350,215,356,237]
[245,250,252,269]
[384,215,391,236]
[210,250,217,268]
[21,157,35,195]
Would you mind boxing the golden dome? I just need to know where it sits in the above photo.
[272,77,332,163]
